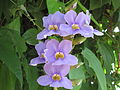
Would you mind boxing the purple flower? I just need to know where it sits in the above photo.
[60,10,103,37]
[37,63,73,89]
[44,39,78,65]
[29,41,48,66]
[37,11,66,40]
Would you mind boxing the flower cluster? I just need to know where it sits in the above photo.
[30,39,78,89]
[30,10,103,89]
[37,10,103,40]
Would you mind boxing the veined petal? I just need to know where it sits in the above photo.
[58,65,70,76]
[46,39,59,51]
[29,57,45,66]
[53,54,78,66]
[61,77,73,89]
[50,81,62,87]
[59,40,72,53]
[93,29,104,36]
[51,11,65,24]
[60,24,73,36]
[79,25,94,38]
[44,63,55,75]
[37,75,52,86]
[43,14,52,28]
[75,12,90,26]
[64,10,77,25]
[44,49,56,63]
[35,42,46,56]
[37,29,49,40]
[44,30,60,38]
[44,63,70,76]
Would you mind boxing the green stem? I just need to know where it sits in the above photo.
[23,13,43,30]
[54,87,58,90]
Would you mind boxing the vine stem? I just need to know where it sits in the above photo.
[54,87,58,90]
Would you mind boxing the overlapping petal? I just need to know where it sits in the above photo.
[44,63,70,76]
[37,75,52,86]
[43,14,52,28]
[46,39,59,52]
[75,12,90,26]
[53,54,78,66]
[51,11,65,24]
[64,10,77,25]
[37,29,49,40]
[60,24,73,36]
[79,25,94,37]
[61,77,73,89]
[29,57,45,66]
[50,81,62,87]
[59,40,72,53]
[35,42,46,56]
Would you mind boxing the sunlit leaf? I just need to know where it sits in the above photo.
[82,48,107,90]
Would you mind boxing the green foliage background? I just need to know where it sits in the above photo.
[0,0,120,90]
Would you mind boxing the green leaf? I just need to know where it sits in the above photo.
[10,30,27,56]
[6,17,20,34]
[0,64,16,90]
[22,28,39,45]
[82,48,107,90]
[5,17,27,55]
[0,29,23,86]
[22,58,40,90]
[46,0,64,14]
[97,41,115,73]
[112,0,120,10]
[69,66,85,79]
[69,66,85,90]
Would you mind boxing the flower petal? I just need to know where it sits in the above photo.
[51,11,65,24]
[44,63,55,75]
[44,30,60,38]
[43,14,52,28]
[60,24,73,36]
[79,25,94,38]
[61,77,73,89]
[37,75,52,86]
[29,57,45,66]
[50,81,62,87]
[46,39,59,52]
[93,29,104,36]
[44,49,56,63]
[58,65,70,76]
[59,40,72,53]
[53,54,78,66]
[37,29,49,40]
[44,63,70,76]
[64,10,77,25]
[75,12,90,26]
[35,42,46,56]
